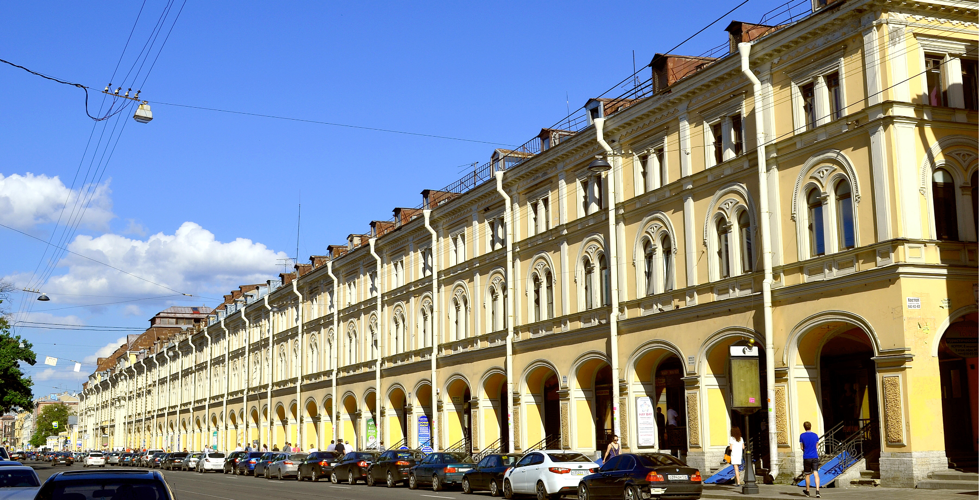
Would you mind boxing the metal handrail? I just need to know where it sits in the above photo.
[388,438,407,450]
[472,438,501,462]
[524,434,561,452]
[444,437,472,454]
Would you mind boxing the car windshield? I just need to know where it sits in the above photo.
[637,454,684,467]
[353,453,375,461]
[547,453,591,463]
[208,453,225,458]
[499,455,518,466]
[44,481,169,500]
[289,454,308,460]
[446,453,473,463]
[88,453,103,457]
[259,453,273,460]
[391,452,413,460]
[0,469,40,488]
[172,453,187,458]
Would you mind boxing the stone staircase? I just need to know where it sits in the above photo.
[848,469,879,487]
[916,470,979,490]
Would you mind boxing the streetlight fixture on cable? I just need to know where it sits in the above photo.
[103,83,153,123]
[22,287,50,301]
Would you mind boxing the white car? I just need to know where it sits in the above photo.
[0,464,41,500]
[83,452,106,467]
[196,452,226,472]
[502,450,597,500]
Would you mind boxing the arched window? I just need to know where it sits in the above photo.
[419,301,432,349]
[451,293,468,340]
[835,180,855,249]
[391,310,405,355]
[369,317,379,360]
[278,346,286,380]
[643,239,655,296]
[599,254,610,306]
[292,341,299,378]
[807,189,825,256]
[530,264,554,321]
[933,169,959,241]
[231,361,238,390]
[532,274,542,321]
[488,279,505,333]
[545,269,555,319]
[716,218,730,278]
[263,351,269,384]
[309,335,319,373]
[347,325,358,365]
[583,257,594,310]
[661,235,674,291]
[737,211,752,274]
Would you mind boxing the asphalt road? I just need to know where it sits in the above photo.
[30,462,493,500]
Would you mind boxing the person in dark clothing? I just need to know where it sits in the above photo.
[335,441,346,455]
[656,407,667,448]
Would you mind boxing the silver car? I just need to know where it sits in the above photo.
[181,453,202,471]
[107,452,122,465]
[266,453,308,480]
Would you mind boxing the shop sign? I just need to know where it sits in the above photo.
[635,396,656,447]
[417,415,431,452]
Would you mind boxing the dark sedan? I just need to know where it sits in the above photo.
[234,452,266,475]
[161,452,188,471]
[120,453,136,466]
[410,452,475,491]
[331,451,379,485]
[223,451,248,474]
[366,449,425,487]
[577,453,702,500]
[463,454,518,496]
[51,452,74,466]
[150,452,167,468]
[34,468,177,500]
[297,451,342,482]
[253,453,283,479]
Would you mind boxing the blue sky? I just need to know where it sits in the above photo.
[0,0,792,397]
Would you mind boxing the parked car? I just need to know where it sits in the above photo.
[331,451,379,485]
[180,453,201,471]
[577,453,702,500]
[224,451,248,474]
[366,449,426,487]
[266,452,307,480]
[0,464,41,500]
[150,452,168,468]
[83,452,106,468]
[140,449,164,467]
[121,453,136,466]
[8,451,25,461]
[253,453,283,479]
[234,452,266,476]
[162,452,188,471]
[51,452,74,467]
[196,452,225,473]
[107,452,122,465]
[410,452,475,491]
[502,450,597,500]
[34,469,177,500]
[463,453,519,496]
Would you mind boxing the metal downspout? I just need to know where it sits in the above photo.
[494,171,516,453]
[291,280,304,449]
[369,238,384,450]
[594,117,623,445]
[423,209,440,451]
[153,356,160,449]
[263,295,273,450]
[163,348,172,450]
[220,319,230,450]
[140,358,148,449]
[205,325,213,449]
[242,305,251,448]
[326,261,340,444]
[738,41,779,477]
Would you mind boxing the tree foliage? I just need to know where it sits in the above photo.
[0,280,36,413]
[31,402,73,447]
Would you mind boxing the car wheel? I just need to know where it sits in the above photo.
[578,484,590,500]
[331,472,339,484]
[278,469,283,480]
[297,470,303,481]
[312,469,319,482]
[490,480,500,497]
[433,475,442,492]
[265,469,270,479]
[386,471,395,488]
[623,486,638,500]
[409,474,418,490]
[367,472,375,486]
[348,470,356,485]
[463,477,472,494]
[536,481,549,500]
[503,479,514,500]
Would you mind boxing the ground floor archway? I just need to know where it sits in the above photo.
[938,315,979,470]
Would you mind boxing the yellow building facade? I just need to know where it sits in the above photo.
[79,0,977,488]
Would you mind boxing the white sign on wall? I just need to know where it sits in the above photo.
[635,396,657,447]
[907,297,921,309]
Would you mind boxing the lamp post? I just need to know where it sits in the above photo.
[730,340,761,495]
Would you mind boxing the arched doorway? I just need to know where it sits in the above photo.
[481,371,509,452]
[524,364,561,447]
[414,383,434,450]
[573,358,613,453]
[274,404,288,449]
[342,394,359,449]
[939,316,979,470]
[656,357,687,455]
[305,400,320,450]
[446,378,473,452]
[387,387,408,448]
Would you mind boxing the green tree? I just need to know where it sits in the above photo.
[31,402,73,448]
[0,280,36,413]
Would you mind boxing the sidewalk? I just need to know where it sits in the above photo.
[702,484,979,499]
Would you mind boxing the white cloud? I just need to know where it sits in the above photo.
[34,368,89,382]
[0,173,114,231]
[83,336,128,364]
[44,221,288,302]
[122,219,147,237]
[121,304,144,317]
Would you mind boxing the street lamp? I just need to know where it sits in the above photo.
[587,156,612,173]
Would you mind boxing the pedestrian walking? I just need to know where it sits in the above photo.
[729,426,744,486]
[603,435,621,463]
[326,440,335,452]
[800,421,820,498]
[345,440,354,452]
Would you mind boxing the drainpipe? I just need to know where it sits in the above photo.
[291,280,304,449]
[141,358,149,449]
[739,42,778,477]
[326,261,340,444]
[423,209,440,451]
[262,295,274,450]
[495,171,516,453]
[129,366,137,448]
[369,237,384,450]
[220,319,230,451]
[242,303,251,448]
[163,347,172,450]
[594,116,623,446]
[153,355,160,449]
[205,325,213,450]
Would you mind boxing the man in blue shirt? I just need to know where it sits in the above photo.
[799,421,820,498]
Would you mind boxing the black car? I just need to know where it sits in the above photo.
[224,451,248,474]
[577,453,702,500]
[296,451,342,482]
[120,453,135,466]
[234,452,266,475]
[330,451,379,485]
[253,453,283,479]
[366,449,425,487]
[463,453,519,496]
[52,452,75,466]
[162,453,189,471]
[410,452,475,491]
[151,452,168,468]
[34,469,177,500]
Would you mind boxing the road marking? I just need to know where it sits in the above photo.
[171,489,235,500]
[420,495,454,499]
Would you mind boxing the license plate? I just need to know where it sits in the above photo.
[572,470,587,476]
[667,474,688,481]
[649,488,665,495]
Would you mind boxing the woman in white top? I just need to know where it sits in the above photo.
[728,426,744,486]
